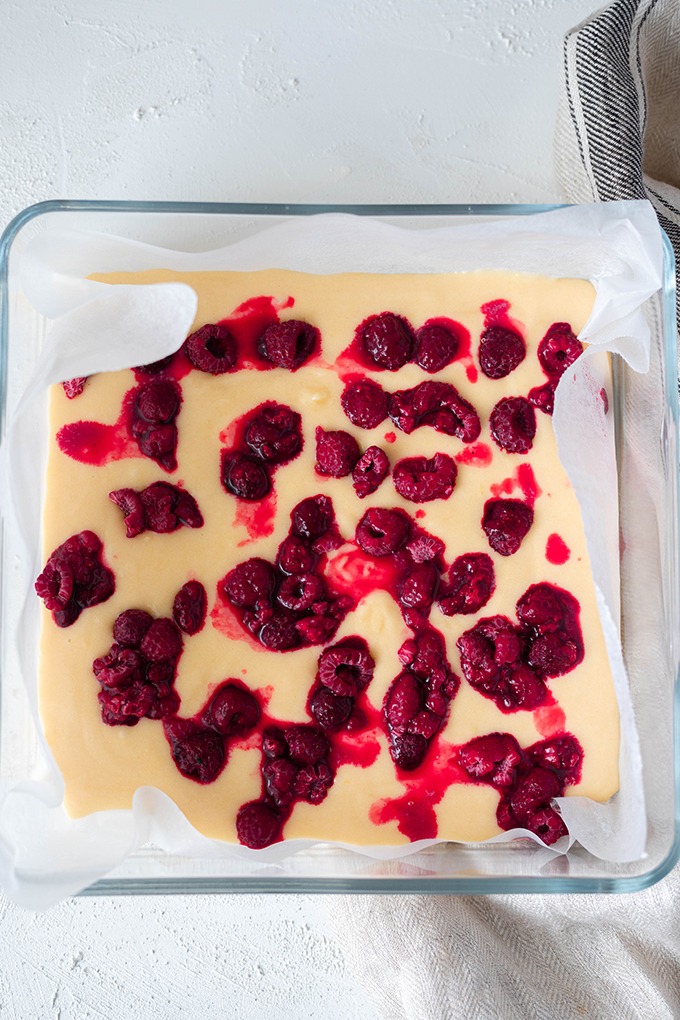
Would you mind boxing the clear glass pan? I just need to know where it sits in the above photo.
[0,200,678,896]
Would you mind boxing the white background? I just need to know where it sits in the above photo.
[0,1,598,1018]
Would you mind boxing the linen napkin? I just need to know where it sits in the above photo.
[327,3,680,1017]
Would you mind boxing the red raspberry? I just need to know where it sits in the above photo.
[184,323,237,374]
[357,312,415,370]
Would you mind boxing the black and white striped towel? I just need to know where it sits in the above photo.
[326,5,680,1018]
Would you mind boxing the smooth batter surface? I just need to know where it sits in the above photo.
[38,269,620,846]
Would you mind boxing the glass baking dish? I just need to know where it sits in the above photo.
[0,200,677,897]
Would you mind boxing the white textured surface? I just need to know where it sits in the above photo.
[0,1,597,1017]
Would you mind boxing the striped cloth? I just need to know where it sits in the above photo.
[327,4,680,1018]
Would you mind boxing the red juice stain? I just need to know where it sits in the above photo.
[490,463,541,508]
[384,431,397,444]
[235,491,277,543]
[533,702,567,738]
[546,533,570,565]
[480,298,524,335]
[325,547,398,603]
[57,388,139,466]
[415,509,426,520]
[455,441,492,467]
[210,591,263,652]
[600,387,609,414]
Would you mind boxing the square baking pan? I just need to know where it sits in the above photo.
[0,200,678,897]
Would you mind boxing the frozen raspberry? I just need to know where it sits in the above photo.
[221,451,271,500]
[482,499,534,556]
[528,381,556,416]
[244,404,303,465]
[478,325,526,379]
[385,672,422,732]
[389,382,480,442]
[352,446,390,498]
[393,452,457,503]
[236,801,281,848]
[524,805,569,844]
[527,734,583,785]
[405,532,445,565]
[457,616,546,711]
[170,730,226,783]
[257,319,319,370]
[414,322,459,372]
[458,732,523,788]
[135,423,178,471]
[397,563,439,610]
[509,767,562,825]
[315,427,360,478]
[538,323,583,378]
[137,482,203,534]
[291,495,335,541]
[391,732,428,771]
[140,618,182,663]
[263,757,299,808]
[295,613,342,646]
[134,379,180,423]
[357,312,415,370]
[310,687,353,731]
[223,558,277,608]
[108,489,146,538]
[203,683,261,735]
[173,580,207,634]
[258,611,302,651]
[284,725,330,765]
[93,645,143,690]
[277,572,325,612]
[276,535,317,575]
[438,553,495,616]
[62,377,87,399]
[35,530,115,627]
[341,378,390,429]
[355,506,410,556]
[184,322,237,374]
[516,583,583,676]
[293,762,334,804]
[490,397,536,454]
[112,609,154,648]
[173,489,204,529]
[318,639,375,697]
[98,682,155,726]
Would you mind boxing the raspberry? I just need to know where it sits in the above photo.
[134,380,180,423]
[135,423,178,471]
[537,323,583,378]
[257,319,319,370]
[170,730,226,784]
[509,767,562,825]
[277,572,325,611]
[62,377,87,399]
[314,427,360,478]
[262,726,288,759]
[112,609,154,648]
[482,499,534,556]
[391,732,428,771]
[489,397,536,454]
[98,682,155,726]
[528,381,556,416]
[35,530,115,627]
[527,734,583,785]
[405,532,445,564]
[309,687,353,731]
[108,488,146,538]
[258,611,302,651]
[317,639,375,697]
[135,354,174,375]
[393,452,457,503]
[184,322,237,374]
[221,451,271,500]
[203,683,261,735]
[223,558,277,608]
[385,672,422,732]
[276,535,317,575]
[352,445,390,498]
[293,762,334,804]
[438,553,495,616]
[93,645,144,690]
[110,482,203,535]
[341,378,390,429]
[263,757,299,807]
[284,725,330,765]
[244,404,303,465]
[389,382,480,442]
[355,506,410,556]
[414,322,459,373]
[173,580,207,635]
[478,325,526,379]
[458,732,523,788]
[397,563,439,610]
[236,801,281,848]
[457,616,547,711]
[516,583,583,677]
[140,618,182,663]
[357,312,415,370]
[291,495,335,541]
